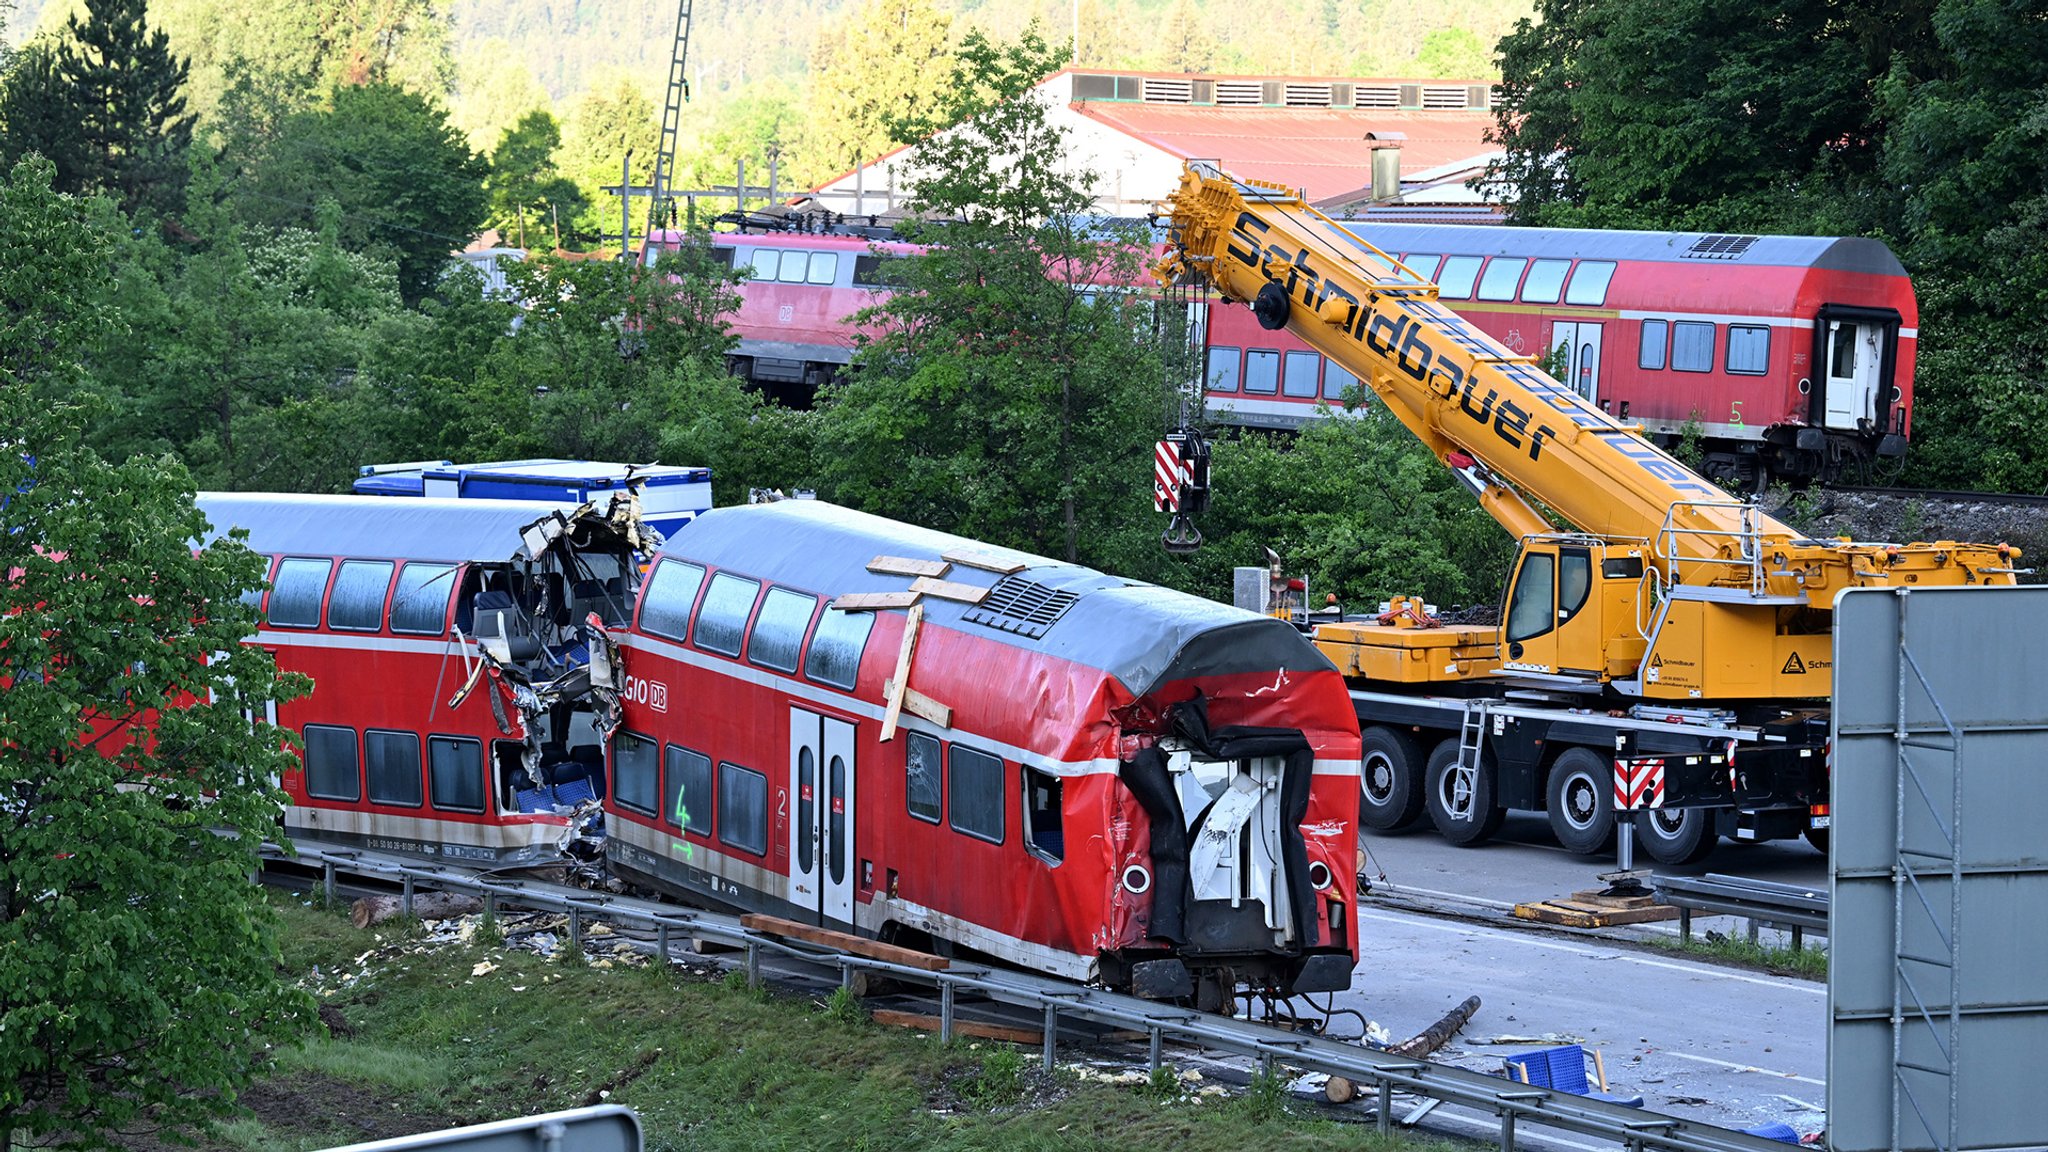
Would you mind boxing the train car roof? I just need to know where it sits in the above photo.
[196,493,559,563]
[1340,222,1906,276]
[661,500,1337,700]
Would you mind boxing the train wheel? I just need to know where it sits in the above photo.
[1424,738,1505,847]
[1544,748,1616,855]
[1358,726,1427,831]
[1637,807,1716,865]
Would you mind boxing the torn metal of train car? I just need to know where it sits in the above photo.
[445,494,659,852]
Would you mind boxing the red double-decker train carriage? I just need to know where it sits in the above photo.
[198,492,1362,1002]
[606,499,1362,1003]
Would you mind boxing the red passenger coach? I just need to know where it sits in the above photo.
[1205,222,1918,484]
[198,494,640,867]
[605,500,1363,1004]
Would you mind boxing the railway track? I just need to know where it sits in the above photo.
[1827,484,2048,508]
[265,842,1796,1152]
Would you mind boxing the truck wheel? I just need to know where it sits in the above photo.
[1358,726,1427,831]
[1424,738,1505,847]
[1804,826,1830,854]
[1636,806,1716,865]
[1544,748,1615,855]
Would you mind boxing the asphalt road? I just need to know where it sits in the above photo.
[1321,811,1832,1143]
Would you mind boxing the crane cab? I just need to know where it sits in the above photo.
[1499,536,1650,684]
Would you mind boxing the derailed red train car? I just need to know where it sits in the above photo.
[603,500,1362,1005]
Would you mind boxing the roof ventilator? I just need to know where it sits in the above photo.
[962,575,1081,639]
[1684,234,1760,260]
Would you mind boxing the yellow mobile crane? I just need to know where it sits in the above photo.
[1156,163,2021,861]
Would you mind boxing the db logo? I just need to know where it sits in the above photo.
[623,675,670,714]
[777,304,794,323]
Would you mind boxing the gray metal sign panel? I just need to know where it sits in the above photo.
[317,1105,641,1152]
[1830,586,2048,1152]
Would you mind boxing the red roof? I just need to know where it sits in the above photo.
[1069,103,1496,200]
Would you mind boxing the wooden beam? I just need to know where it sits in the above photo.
[831,590,922,611]
[908,576,990,605]
[866,555,951,579]
[879,602,924,742]
[871,1009,1041,1044]
[739,913,950,972]
[942,548,1027,576]
[883,680,952,728]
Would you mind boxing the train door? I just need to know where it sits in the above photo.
[1822,317,1884,429]
[1549,322,1604,405]
[787,707,857,928]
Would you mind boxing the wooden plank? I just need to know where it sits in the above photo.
[871,1009,1041,1044]
[867,555,951,579]
[739,913,950,972]
[1511,900,1679,928]
[941,548,1027,576]
[879,602,924,743]
[832,590,922,611]
[883,680,952,728]
[908,576,990,605]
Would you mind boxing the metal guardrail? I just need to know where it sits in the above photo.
[319,1105,641,1152]
[272,844,1802,1152]
[1651,873,1828,949]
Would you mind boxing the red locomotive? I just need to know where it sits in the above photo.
[665,223,1916,485]
[197,491,1363,1005]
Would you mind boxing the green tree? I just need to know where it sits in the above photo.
[558,78,657,247]
[0,0,193,216]
[486,109,586,249]
[819,28,1169,569]
[0,153,315,1150]
[233,81,488,304]
[803,0,956,177]
[1411,28,1491,78]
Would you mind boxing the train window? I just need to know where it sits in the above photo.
[241,558,272,611]
[1672,321,1715,372]
[1564,261,1617,306]
[1477,257,1528,302]
[1520,259,1571,304]
[327,560,393,631]
[391,562,457,635]
[746,249,775,280]
[827,752,848,885]
[797,746,815,873]
[853,254,907,287]
[302,724,360,802]
[1244,349,1280,394]
[1400,253,1443,282]
[906,731,942,823]
[665,745,713,834]
[365,729,422,807]
[1023,767,1064,864]
[1205,346,1241,393]
[806,252,838,285]
[1282,351,1321,398]
[948,745,1005,844]
[427,736,486,813]
[1727,325,1771,375]
[777,251,810,283]
[1324,361,1359,401]
[804,607,874,690]
[693,572,760,657]
[1639,320,1669,370]
[612,730,660,817]
[1436,256,1483,299]
[638,559,706,642]
[267,558,331,629]
[747,586,818,673]
[718,762,769,856]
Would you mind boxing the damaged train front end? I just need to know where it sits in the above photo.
[1098,619,1362,1012]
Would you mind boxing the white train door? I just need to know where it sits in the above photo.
[1550,322,1604,405]
[787,708,857,927]
[1823,318,1883,429]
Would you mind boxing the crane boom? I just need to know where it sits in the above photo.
[1158,163,2016,701]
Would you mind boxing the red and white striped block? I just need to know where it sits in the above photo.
[1154,439,1186,512]
[1614,758,1666,810]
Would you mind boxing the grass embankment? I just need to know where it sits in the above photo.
[1646,931,1829,981]
[195,895,1459,1152]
